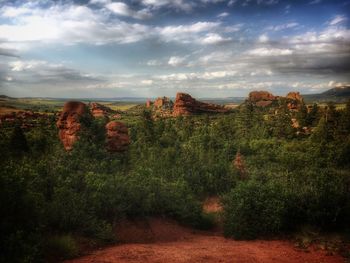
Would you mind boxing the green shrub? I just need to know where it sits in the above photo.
[223,180,286,239]
[45,235,79,260]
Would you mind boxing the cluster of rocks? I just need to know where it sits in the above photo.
[247,91,304,111]
[56,101,130,152]
[146,92,228,117]
[0,110,49,129]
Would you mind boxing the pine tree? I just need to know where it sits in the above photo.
[10,124,29,154]
[297,101,308,127]
[233,150,247,180]
[306,103,319,126]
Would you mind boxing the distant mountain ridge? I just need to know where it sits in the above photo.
[1,86,349,103]
[303,86,350,103]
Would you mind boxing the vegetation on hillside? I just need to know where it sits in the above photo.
[0,99,350,262]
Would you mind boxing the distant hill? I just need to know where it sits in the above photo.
[303,86,350,103]
[0,95,15,100]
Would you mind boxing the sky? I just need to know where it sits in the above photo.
[0,0,349,98]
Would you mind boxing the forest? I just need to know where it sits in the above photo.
[1,97,350,262]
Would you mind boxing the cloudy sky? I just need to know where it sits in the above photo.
[0,0,349,98]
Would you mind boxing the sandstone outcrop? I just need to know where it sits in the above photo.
[152,96,174,117]
[146,100,152,108]
[248,91,276,107]
[247,90,304,110]
[248,91,276,102]
[286,92,303,110]
[286,92,303,102]
[154,97,173,110]
[90,102,115,118]
[105,121,130,152]
[173,93,228,116]
[56,101,91,151]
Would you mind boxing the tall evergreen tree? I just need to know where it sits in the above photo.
[10,124,29,154]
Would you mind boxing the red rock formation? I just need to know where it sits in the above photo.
[248,91,276,102]
[105,121,130,152]
[152,97,174,117]
[56,101,90,151]
[112,113,122,119]
[286,92,303,102]
[233,151,247,180]
[173,93,228,117]
[146,100,152,108]
[286,92,304,110]
[90,102,115,118]
[153,97,173,109]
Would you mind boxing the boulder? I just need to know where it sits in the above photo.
[105,121,130,152]
[56,101,90,151]
[173,93,228,116]
[90,102,115,118]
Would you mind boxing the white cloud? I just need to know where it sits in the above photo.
[10,60,47,72]
[141,0,193,12]
[147,59,162,66]
[106,2,152,20]
[247,47,294,56]
[258,34,269,43]
[267,22,298,31]
[0,3,225,46]
[157,21,222,44]
[1,6,31,17]
[199,33,232,44]
[168,56,186,66]
[328,15,347,26]
[90,0,111,4]
[217,12,229,18]
[141,79,153,85]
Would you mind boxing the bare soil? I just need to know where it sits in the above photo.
[65,217,345,263]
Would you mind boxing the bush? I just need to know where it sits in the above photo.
[45,235,79,260]
[223,180,286,239]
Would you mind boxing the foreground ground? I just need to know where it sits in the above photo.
[65,217,345,263]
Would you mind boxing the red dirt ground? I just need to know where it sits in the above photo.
[65,217,345,263]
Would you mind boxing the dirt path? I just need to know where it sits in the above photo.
[65,217,345,263]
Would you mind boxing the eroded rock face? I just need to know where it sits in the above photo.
[173,93,228,117]
[154,97,173,110]
[248,91,276,103]
[152,97,174,117]
[286,92,304,110]
[105,121,130,152]
[247,90,304,110]
[286,92,303,102]
[90,102,115,118]
[56,101,90,151]
[146,100,153,108]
